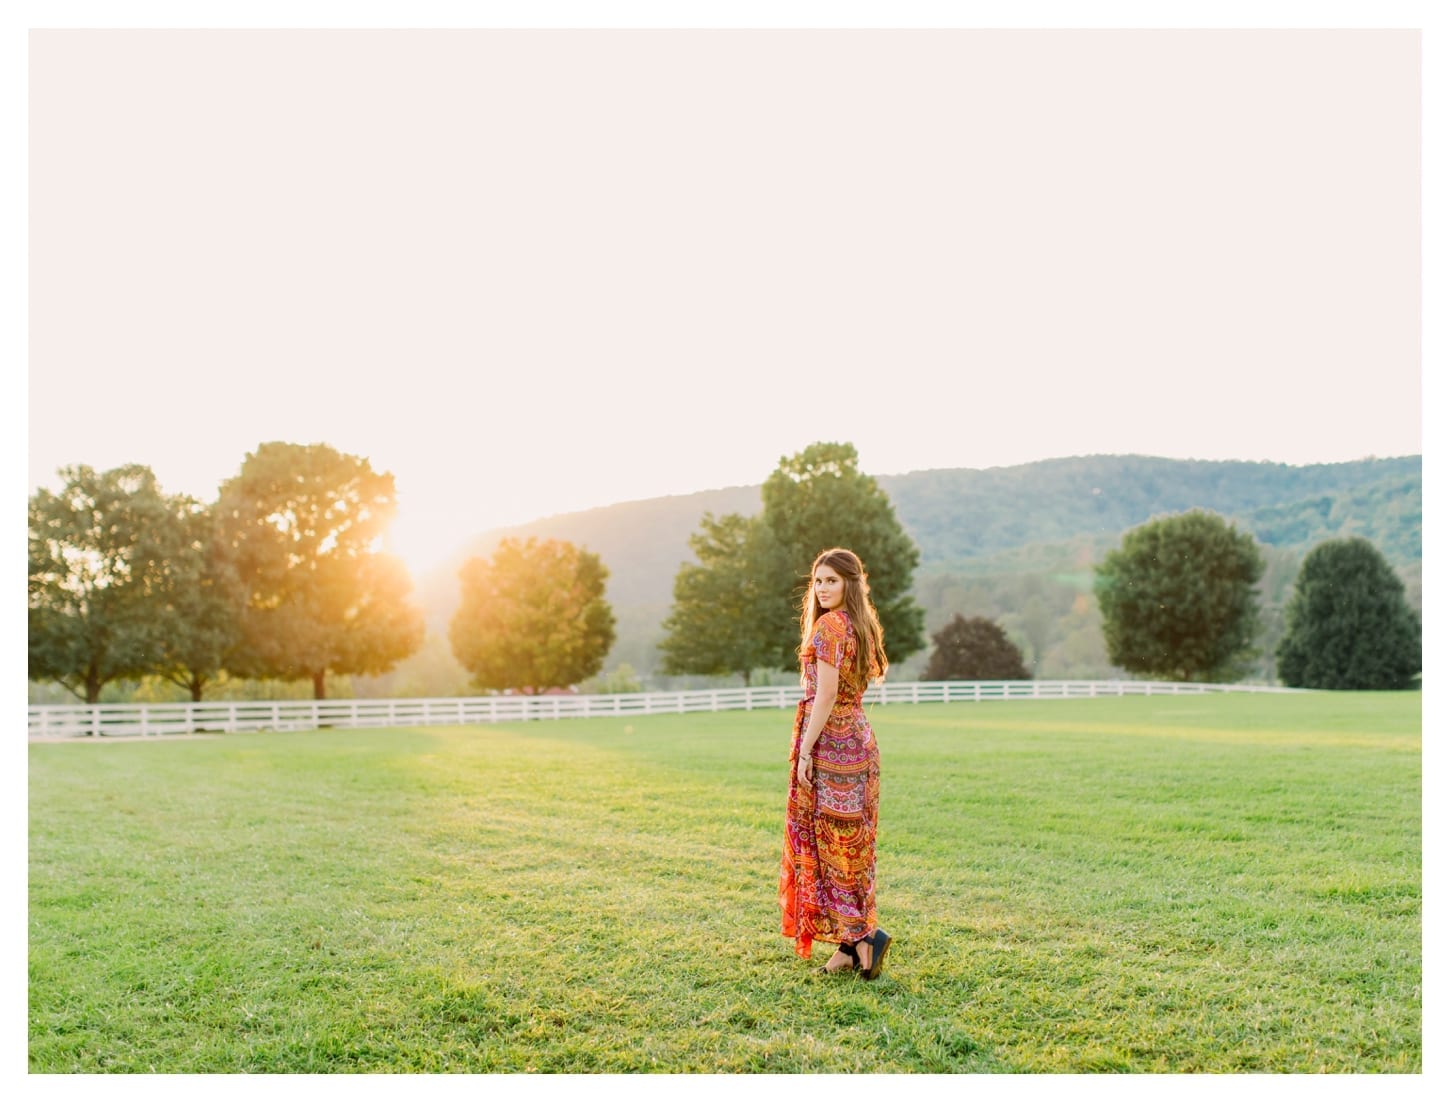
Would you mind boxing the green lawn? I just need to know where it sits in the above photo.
[29,692,1421,1073]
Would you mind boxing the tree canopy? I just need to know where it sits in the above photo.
[921,614,1031,681]
[449,537,616,693]
[657,512,776,685]
[658,442,925,683]
[758,442,925,670]
[29,465,188,703]
[1275,538,1420,690]
[147,499,242,701]
[214,442,424,699]
[1093,509,1265,682]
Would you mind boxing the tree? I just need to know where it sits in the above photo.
[449,537,615,693]
[149,500,242,701]
[1093,509,1265,682]
[1275,538,1420,689]
[758,442,926,670]
[29,465,182,703]
[922,614,1031,680]
[657,512,777,684]
[214,442,424,699]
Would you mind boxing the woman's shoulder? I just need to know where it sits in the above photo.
[818,608,854,633]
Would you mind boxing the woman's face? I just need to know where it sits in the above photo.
[814,564,846,611]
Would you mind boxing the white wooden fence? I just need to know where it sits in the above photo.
[27,680,1304,739]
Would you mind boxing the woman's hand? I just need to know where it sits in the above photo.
[796,752,814,786]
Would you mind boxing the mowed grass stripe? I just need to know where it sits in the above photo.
[29,693,1420,1072]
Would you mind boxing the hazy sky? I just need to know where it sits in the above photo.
[25,15,1428,578]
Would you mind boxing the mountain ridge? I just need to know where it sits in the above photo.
[419,452,1420,615]
[396,452,1420,688]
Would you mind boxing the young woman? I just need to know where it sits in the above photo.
[778,547,892,979]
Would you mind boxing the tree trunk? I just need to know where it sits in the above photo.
[190,678,204,703]
[86,665,101,704]
[313,671,327,699]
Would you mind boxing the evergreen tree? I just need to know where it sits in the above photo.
[1093,509,1265,682]
[450,537,616,693]
[921,614,1031,680]
[1275,538,1420,689]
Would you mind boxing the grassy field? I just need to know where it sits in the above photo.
[28,692,1421,1073]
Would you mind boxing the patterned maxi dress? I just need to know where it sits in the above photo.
[779,608,882,958]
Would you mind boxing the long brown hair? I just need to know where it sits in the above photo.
[797,547,888,684]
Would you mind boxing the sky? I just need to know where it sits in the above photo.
[22,7,1430,583]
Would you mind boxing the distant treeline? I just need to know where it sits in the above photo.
[880,453,1420,565]
[31,453,1421,702]
[387,453,1422,694]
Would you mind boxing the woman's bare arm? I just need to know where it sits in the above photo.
[796,660,839,784]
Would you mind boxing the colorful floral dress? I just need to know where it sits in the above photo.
[779,608,882,958]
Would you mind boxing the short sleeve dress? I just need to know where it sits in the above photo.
[778,608,882,958]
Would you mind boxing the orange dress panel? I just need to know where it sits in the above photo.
[778,609,882,958]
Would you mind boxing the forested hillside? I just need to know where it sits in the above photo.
[390,453,1419,692]
[879,454,1420,565]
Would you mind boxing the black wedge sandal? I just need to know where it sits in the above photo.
[858,928,891,981]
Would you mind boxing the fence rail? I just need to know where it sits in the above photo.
[27,680,1304,739]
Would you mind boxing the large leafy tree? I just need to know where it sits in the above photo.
[450,537,616,693]
[1275,538,1420,689]
[1093,509,1265,682]
[758,442,926,670]
[149,500,242,701]
[658,512,777,684]
[215,442,424,699]
[922,614,1031,681]
[29,465,184,703]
